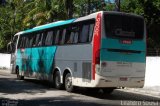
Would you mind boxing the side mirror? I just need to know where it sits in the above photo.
[7,42,14,53]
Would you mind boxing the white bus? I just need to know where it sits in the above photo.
[9,11,146,93]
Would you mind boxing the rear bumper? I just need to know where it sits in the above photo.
[94,74,145,88]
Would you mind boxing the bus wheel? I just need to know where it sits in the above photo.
[53,71,63,89]
[16,68,24,80]
[65,73,74,92]
[102,88,115,94]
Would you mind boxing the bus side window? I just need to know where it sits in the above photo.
[52,30,57,45]
[29,35,34,47]
[25,36,29,48]
[79,24,89,43]
[58,29,64,45]
[65,26,72,44]
[73,25,80,44]
[55,29,60,45]
[32,34,37,47]
[79,20,95,43]
[88,23,95,42]
[35,33,41,46]
[41,32,47,46]
[65,24,79,44]
[22,37,26,48]
[19,36,26,48]
[45,30,53,46]
[60,28,66,45]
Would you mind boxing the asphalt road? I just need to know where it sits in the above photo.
[0,70,160,106]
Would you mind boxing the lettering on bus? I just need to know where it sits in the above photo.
[94,17,101,37]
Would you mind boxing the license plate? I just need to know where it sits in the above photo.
[120,77,128,81]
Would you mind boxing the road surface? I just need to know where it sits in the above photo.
[0,70,159,106]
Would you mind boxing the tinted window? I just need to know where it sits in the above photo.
[79,20,95,43]
[55,30,60,45]
[18,36,27,48]
[65,25,79,44]
[80,25,89,43]
[32,34,36,47]
[104,14,144,39]
[45,31,53,46]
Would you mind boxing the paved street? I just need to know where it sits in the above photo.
[0,70,160,106]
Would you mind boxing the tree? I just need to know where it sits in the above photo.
[121,0,160,49]
[0,0,160,52]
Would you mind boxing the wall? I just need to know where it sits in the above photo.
[145,57,160,87]
[0,53,159,87]
[0,53,11,69]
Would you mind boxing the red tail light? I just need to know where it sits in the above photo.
[95,50,100,64]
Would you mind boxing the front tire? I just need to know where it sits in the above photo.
[16,68,24,80]
[65,73,74,92]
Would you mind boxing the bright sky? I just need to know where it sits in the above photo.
[105,0,115,3]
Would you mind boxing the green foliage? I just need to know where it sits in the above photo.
[0,0,160,51]
[0,5,13,49]
[121,0,160,48]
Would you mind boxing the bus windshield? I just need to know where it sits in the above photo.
[104,14,144,39]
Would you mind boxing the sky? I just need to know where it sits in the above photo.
[105,0,115,3]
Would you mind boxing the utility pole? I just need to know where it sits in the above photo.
[87,0,91,15]
[65,0,73,19]
[115,0,120,11]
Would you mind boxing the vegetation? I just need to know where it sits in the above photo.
[0,0,160,52]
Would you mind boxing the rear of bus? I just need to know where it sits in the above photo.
[94,12,146,88]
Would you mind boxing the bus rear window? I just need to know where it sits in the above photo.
[104,14,144,39]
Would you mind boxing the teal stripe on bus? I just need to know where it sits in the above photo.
[23,19,76,34]
[16,46,57,74]
[100,38,146,63]
[101,38,146,51]
[100,50,146,63]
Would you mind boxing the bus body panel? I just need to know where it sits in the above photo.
[24,19,75,34]
[54,44,92,85]
[16,46,57,77]
[96,12,146,87]
[13,11,146,88]
[100,39,146,63]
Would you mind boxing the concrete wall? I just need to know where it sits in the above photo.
[0,53,159,87]
[145,57,160,87]
[0,53,11,69]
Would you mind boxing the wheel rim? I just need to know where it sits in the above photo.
[66,75,72,89]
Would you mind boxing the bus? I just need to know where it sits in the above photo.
[8,11,146,93]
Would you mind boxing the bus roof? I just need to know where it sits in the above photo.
[20,11,143,35]
[14,31,24,36]
[23,19,76,34]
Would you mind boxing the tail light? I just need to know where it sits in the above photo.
[95,50,100,64]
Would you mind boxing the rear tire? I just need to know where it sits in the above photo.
[65,73,74,92]
[53,71,63,89]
